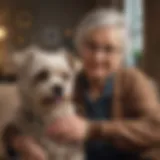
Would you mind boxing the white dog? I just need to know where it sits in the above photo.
[12,47,83,160]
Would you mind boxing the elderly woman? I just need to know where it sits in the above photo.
[4,9,160,160]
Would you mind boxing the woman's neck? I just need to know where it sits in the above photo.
[88,78,106,101]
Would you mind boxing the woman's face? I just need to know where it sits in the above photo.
[79,27,124,82]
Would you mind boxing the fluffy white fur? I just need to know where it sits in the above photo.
[13,46,83,160]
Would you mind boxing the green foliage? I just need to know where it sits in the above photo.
[134,50,142,66]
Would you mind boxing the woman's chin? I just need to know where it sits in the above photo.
[92,71,109,79]
[89,72,108,83]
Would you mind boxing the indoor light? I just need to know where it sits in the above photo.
[0,26,7,41]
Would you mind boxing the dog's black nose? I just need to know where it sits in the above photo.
[52,85,63,96]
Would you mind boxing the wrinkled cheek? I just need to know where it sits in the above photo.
[113,59,123,70]
[109,56,123,71]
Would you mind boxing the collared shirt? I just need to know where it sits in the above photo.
[83,74,140,160]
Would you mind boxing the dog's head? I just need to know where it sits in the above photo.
[18,48,79,114]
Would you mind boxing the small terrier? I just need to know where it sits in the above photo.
[13,47,83,160]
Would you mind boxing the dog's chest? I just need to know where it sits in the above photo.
[18,105,69,141]
[16,105,84,160]
[18,115,62,159]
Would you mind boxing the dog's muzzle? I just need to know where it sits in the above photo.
[52,85,63,97]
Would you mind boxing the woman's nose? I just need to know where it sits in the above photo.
[93,51,106,62]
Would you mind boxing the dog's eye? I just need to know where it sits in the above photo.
[34,70,49,83]
[62,72,70,80]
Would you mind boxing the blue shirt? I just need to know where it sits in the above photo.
[84,75,140,160]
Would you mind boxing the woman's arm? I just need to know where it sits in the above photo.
[87,69,160,151]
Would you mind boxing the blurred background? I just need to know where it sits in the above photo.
[0,0,160,159]
[0,0,159,90]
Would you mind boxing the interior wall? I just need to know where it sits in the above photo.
[143,0,160,90]
[0,0,96,76]
[9,0,95,29]
[95,0,124,10]
[8,0,96,49]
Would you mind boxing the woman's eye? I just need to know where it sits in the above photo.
[85,41,98,51]
[104,45,115,53]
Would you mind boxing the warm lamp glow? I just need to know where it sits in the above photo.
[0,26,7,41]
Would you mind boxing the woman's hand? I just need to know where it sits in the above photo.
[12,136,46,160]
[47,115,90,144]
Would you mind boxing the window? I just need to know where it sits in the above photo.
[124,0,143,67]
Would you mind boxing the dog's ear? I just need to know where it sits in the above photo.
[16,52,35,78]
[16,52,35,97]
[22,52,34,67]
[12,51,34,72]
[66,53,82,72]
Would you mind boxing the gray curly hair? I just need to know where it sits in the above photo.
[75,8,128,50]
